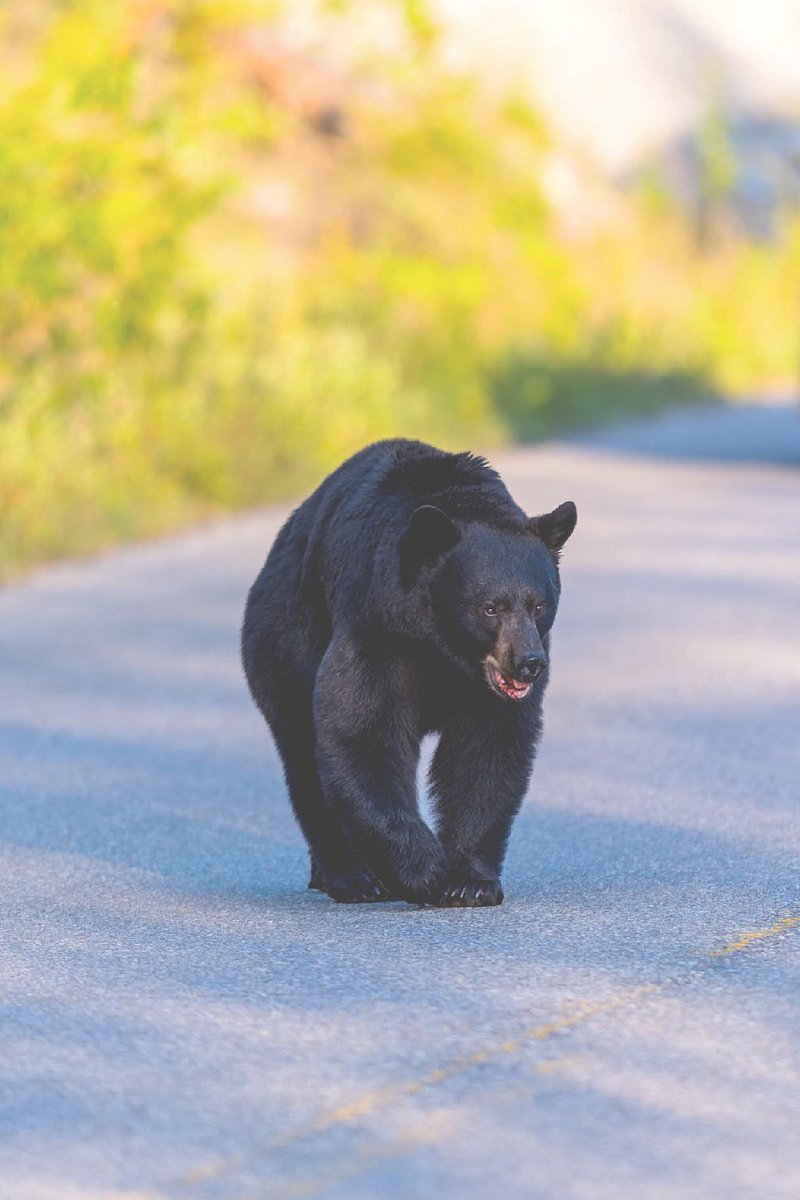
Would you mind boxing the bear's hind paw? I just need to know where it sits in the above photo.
[325,869,394,904]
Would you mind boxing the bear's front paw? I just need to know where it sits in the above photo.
[325,869,394,904]
[434,879,504,908]
[393,859,448,906]
[387,830,448,904]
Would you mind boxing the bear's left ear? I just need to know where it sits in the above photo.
[528,501,577,556]
[399,504,460,580]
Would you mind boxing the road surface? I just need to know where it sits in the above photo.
[1,402,799,1200]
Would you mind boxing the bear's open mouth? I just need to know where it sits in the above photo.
[485,658,532,701]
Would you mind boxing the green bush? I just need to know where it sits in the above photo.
[0,1,797,579]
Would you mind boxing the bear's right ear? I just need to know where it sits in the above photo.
[399,505,460,580]
[528,500,577,557]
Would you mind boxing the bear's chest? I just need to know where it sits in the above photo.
[413,654,471,734]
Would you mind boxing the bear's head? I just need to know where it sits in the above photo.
[402,501,577,701]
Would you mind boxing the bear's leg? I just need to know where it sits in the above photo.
[314,638,446,904]
[428,704,542,907]
[268,700,392,903]
[246,609,392,902]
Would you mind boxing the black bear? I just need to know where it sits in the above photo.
[242,439,576,907]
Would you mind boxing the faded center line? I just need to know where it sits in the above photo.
[177,909,800,1193]
[255,1055,587,1200]
[708,914,800,957]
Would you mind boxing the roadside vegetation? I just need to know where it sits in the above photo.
[2,0,798,579]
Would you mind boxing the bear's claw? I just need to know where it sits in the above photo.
[307,862,326,891]
[435,879,504,908]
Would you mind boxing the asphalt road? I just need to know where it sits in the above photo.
[2,402,799,1200]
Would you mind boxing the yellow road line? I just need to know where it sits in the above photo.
[252,1057,585,1200]
[303,987,660,1140]
[177,910,800,1191]
[708,913,800,957]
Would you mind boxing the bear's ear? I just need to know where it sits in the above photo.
[400,505,460,579]
[528,501,577,556]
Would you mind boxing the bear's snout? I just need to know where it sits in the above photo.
[513,654,547,684]
[494,617,547,687]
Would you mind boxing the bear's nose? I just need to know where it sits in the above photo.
[515,655,547,683]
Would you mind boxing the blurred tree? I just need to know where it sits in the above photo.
[0,0,797,578]
[696,82,737,249]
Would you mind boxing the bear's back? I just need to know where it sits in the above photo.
[374,440,525,529]
[308,438,526,546]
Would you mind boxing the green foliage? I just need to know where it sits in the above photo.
[0,1,253,570]
[698,84,737,206]
[490,354,708,439]
[0,0,797,579]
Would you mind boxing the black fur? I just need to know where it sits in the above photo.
[241,439,576,907]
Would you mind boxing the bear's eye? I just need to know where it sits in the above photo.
[534,602,545,617]
[483,603,498,617]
